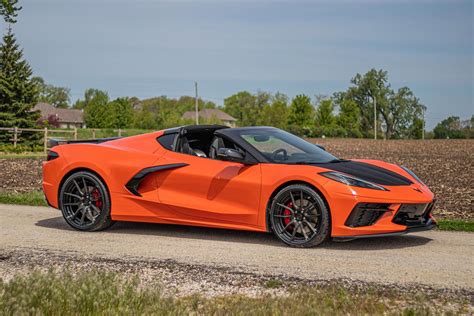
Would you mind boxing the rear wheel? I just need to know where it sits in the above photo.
[269,184,330,248]
[59,171,114,231]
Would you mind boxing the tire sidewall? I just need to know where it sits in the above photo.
[270,184,330,248]
[59,171,111,231]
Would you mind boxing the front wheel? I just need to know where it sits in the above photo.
[269,184,330,248]
[59,171,114,231]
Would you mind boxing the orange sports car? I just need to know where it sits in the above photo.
[43,125,436,247]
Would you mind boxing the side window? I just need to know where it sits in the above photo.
[157,133,177,151]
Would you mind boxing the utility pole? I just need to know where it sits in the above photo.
[194,81,199,125]
[422,107,425,140]
[373,96,377,140]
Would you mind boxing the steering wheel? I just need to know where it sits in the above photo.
[272,148,288,161]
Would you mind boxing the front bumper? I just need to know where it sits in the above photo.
[333,218,436,241]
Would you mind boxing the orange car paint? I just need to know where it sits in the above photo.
[43,130,435,237]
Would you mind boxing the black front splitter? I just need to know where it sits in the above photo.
[332,220,436,242]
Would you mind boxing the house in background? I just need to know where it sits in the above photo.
[34,102,85,128]
[182,108,237,127]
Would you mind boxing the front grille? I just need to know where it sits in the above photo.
[392,201,434,227]
[345,203,391,227]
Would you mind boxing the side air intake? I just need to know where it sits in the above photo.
[345,203,391,227]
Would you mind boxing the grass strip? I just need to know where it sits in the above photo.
[0,191,47,207]
[0,153,45,159]
[0,270,470,315]
[437,219,474,232]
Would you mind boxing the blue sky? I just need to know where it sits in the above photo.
[10,0,474,129]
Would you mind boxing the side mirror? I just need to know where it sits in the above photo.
[217,148,246,163]
[316,144,326,151]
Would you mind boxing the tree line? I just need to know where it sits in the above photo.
[0,0,472,143]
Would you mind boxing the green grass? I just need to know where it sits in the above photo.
[0,270,469,315]
[0,153,45,159]
[264,279,284,289]
[437,219,474,232]
[0,191,47,206]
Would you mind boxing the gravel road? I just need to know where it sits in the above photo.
[1,204,473,292]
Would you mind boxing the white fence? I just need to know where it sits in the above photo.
[0,127,125,153]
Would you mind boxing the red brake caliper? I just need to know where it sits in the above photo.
[283,202,293,226]
[92,189,102,208]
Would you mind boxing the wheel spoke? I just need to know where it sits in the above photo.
[64,202,81,206]
[64,192,81,200]
[276,203,294,214]
[90,204,101,215]
[79,207,87,224]
[73,180,83,195]
[303,219,317,235]
[82,177,88,195]
[289,191,296,208]
[85,208,95,221]
[300,190,304,209]
[301,223,308,240]
[66,205,83,219]
[304,204,316,213]
[282,219,295,232]
[291,223,299,240]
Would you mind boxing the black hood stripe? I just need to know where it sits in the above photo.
[312,161,413,186]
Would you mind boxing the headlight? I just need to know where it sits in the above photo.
[319,171,389,191]
[401,166,425,186]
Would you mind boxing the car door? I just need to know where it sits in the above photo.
[154,149,262,226]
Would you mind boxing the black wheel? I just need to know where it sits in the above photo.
[59,171,114,231]
[269,184,330,248]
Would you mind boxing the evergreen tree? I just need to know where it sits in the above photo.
[0,27,39,143]
[287,94,314,136]
[337,99,362,138]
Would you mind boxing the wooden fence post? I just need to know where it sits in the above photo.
[92,129,96,139]
[13,126,18,148]
[44,127,48,154]
[118,129,122,137]
[74,127,78,140]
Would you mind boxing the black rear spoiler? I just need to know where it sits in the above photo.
[49,137,123,148]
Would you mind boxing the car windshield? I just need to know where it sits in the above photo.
[238,128,339,164]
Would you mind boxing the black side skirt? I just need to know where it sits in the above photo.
[125,163,188,196]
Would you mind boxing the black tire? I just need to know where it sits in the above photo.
[59,171,114,231]
[269,184,330,248]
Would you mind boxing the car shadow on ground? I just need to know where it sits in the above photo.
[36,216,433,250]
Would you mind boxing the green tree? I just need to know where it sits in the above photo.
[224,91,269,126]
[342,69,425,139]
[433,116,466,139]
[287,94,314,136]
[73,88,107,110]
[80,89,109,128]
[0,27,39,143]
[258,92,289,129]
[31,76,70,108]
[315,99,335,127]
[336,99,362,138]
[103,97,133,129]
[0,0,21,23]
[386,87,425,139]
